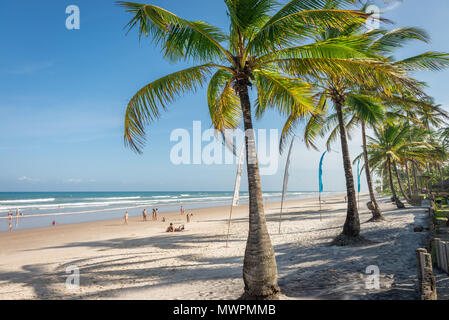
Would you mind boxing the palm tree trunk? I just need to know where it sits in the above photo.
[412,160,418,194]
[334,98,360,238]
[438,163,443,185]
[405,161,412,196]
[361,120,383,221]
[393,160,410,203]
[388,158,405,208]
[236,80,280,300]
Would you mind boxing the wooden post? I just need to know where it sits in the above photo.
[434,238,442,269]
[416,248,437,300]
[416,248,427,283]
[441,242,448,273]
[423,252,438,300]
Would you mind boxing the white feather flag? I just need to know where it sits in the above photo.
[279,138,295,233]
[232,144,245,207]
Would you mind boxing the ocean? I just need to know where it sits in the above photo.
[0,191,338,232]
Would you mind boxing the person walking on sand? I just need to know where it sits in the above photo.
[142,209,147,221]
[124,211,129,225]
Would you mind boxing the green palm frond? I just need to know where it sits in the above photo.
[246,9,370,56]
[255,35,379,68]
[118,2,231,63]
[124,64,217,153]
[302,93,328,151]
[277,57,423,96]
[345,93,385,126]
[369,27,430,54]
[394,52,449,72]
[207,69,241,132]
[254,68,315,118]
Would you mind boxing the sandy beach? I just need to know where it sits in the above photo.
[0,193,429,300]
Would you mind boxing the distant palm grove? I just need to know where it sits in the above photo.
[118,0,449,299]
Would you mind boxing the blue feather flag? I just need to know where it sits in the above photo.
[319,151,327,193]
[357,159,361,193]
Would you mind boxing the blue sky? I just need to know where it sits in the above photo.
[0,0,448,192]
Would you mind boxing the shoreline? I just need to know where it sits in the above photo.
[0,192,342,233]
[0,192,429,300]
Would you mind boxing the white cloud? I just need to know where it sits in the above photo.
[65,178,83,184]
[18,176,39,182]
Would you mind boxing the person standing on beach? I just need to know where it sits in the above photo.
[180,206,185,216]
[186,213,191,223]
[15,209,19,227]
[142,209,147,221]
[7,211,12,231]
[155,208,158,221]
[124,212,129,225]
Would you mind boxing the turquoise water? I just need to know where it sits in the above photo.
[0,191,337,231]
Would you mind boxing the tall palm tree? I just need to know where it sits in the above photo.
[293,24,449,229]
[367,122,432,208]
[280,26,432,243]
[306,94,386,221]
[117,0,380,299]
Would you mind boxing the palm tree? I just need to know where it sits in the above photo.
[296,24,449,227]
[117,0,380,299]
[280,26,431,243]
[306,94,386,221]
[367,122,432,208]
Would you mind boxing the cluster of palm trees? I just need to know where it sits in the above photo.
[118,0,448,300]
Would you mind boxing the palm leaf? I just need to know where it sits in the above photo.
[124,64,217,153]
[118,2,232,62]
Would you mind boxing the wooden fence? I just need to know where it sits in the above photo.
[433,238,449,274]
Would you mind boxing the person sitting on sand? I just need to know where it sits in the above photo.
[162,217,166,222]
[174,225,185,232]
[166,223,175,232]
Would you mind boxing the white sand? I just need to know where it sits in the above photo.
[0,193,429,300]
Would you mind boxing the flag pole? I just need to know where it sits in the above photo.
[225,205,234,248]
[225,143,245,248]
[278,138,295,234]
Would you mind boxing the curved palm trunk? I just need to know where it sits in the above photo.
[393,160,410,203]
[361,120,383,221]
[334,99,360,238]
[412,160,418,194]
[237,80,280,300]
[388,158,405,208]
[438,163,443,185]
[405,161,412,196]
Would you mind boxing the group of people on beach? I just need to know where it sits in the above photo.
[142,208,159,221]
[6,209,22,232]
[123,206,193,233]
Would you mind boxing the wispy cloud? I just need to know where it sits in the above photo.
[18,176,40,182]
[65,178,83,184]
[9,61,54,75]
